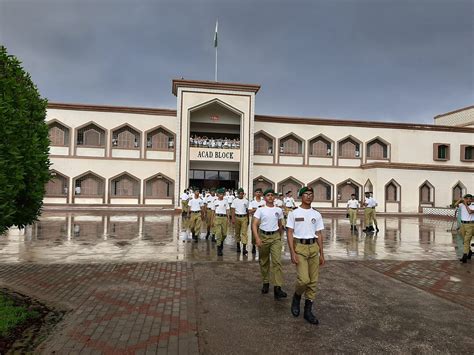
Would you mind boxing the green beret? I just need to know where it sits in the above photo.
[298,186,313,197]
[464,194,473,198]
[217,188,225,194]
[210,188,216,192]
[255,188,263,192]
[237,188,244,193]
[263,188,275,196]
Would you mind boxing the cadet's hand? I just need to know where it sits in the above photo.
[291,252,298,265]
[231,219,235,224]
[255,237,262,248]
[319,254,325,266]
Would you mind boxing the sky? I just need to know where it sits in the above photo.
[0,0,472,123]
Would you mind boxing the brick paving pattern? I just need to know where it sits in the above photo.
[0,262,198,354]
[362,260,474,310]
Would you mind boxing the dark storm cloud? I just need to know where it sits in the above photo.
[0,0,472,123]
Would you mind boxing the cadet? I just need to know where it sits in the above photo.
[287,186,325,324]
[252,189,287,300]
[369,192,379,232]
[213,188,231,256]
[456,194,474,263]
[362,192,375,232]
[231,188,249,255]
[180,189,189,213]
[249,187,266,254]
[205,189,217,241]
[187,190,204,242]
[275,193,284,208]
[346,193,360,231]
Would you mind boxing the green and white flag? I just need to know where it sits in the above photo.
[214,20,218,48]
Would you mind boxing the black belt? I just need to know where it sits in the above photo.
[191,211,201,214]
[259,229,279,235]
[235,214,247,217]
[349,208,358,210]
[207,208,213,210]
[216,214,227,217]
[295,238,317,245]
[461,221,474,224]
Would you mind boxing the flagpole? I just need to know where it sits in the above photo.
[214,20,218,82]
[215,44,218,82]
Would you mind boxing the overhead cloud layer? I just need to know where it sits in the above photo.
[0,0,472,123]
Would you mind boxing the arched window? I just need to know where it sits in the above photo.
[253,176,274,192]
[385,180,400,202]
[74,173,105,196]
[338,136,361,158]
[419,181,434,204]
[110,174,140,197]
[279,134,303,155]
[337,179,361,201]
[77,123,106,147]
[367,138,389,159]
[254,132,273,155]
[112,125,140,149]
[309,178,332,201]
[309,135,332,157]
[278,177,303,199]
[45,171,68,196]
[48,122,69,146]
[452,182,465,201]
[146,127,174,151]
[145,174,174,199]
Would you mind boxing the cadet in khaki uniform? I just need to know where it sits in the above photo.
[252,189,287,300]
[287,186,325,324]
[187,190,204,242]
[231,188,249,255]
[205,189,217,241]
[213,188,230,256]
[346,194,360,231]
[249,188,266,255]
[363,192,375,232]
[456,194,474,263]
[369,192,379,232]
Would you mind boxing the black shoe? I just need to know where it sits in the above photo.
[303,299,319,325]
[274,286,287,300]
[252,245,257,254]
[354,226,358,232]
[460,254,468,263]
[291,293,301,317]
[206,232,210,240]
[217,244,223,256]
[261,283,269,294]
[236,243,241,253]
[468,250,473,260]
[192,233,198,242]
[375,227,380,232]
[242,244,248,256]
[211,235,216,243]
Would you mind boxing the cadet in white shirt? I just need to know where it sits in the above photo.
[180,190,189,213]
[205,189,217,241]
[187,190,205,242]
[213,188,231,256]
[363,192,376,233]
[369,192,379,232]
[231,188,249,255]
[346,194,360,231]
[252,189,287,300]
[287,186,324,325]
[249,188,266,255]
[455,194,474,263]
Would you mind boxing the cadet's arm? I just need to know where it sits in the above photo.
[231,207,235,224]
[316,230,325,265]
[252,217,262,247]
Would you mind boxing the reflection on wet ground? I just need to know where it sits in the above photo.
[0,212,463,264]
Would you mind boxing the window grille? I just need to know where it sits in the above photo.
[465,146,473,160]
[310,138,331,157]
[385,183,398,201]
[254,134,273,155]
[74,174,105,196]
[77,124,106,147]
[112,126,140,149]
[367,140,388,159]
[110,175,139,197]
[253,178,272,193]
[437,145,448,159]
[311,181,331,201]
[45,174,68,196]
[339,139,360,158]
[147,128,174,150]
[145,176,173,198]
[48,123,69,146]
[280,136,302,155]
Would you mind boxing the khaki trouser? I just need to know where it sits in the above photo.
[348,209,358,225]
[206,209,214,233]
[234,216,249,244]
[251,216,256,245]
[372,209,378,227]
[364,208,374,226]
[258,231,283,286]
[189,212,202,235]
[461,223,474,254]
[294,241,320,301]
[181,200,189,213]
[214,216,228,246]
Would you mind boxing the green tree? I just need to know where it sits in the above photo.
[0,46,50,234]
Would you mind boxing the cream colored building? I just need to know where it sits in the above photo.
[44,79,474,213]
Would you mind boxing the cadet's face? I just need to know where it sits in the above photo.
[239,192,244,199]
[218,193,224,199]
[264,193,274,203]
[465,197,472,204]
[256,191,262,198]
[302,191,314,204]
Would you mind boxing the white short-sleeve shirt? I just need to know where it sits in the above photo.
[287,207,324,239]
[188,197,204,212]
[205,195,216,208]
[231,198,249,215]
[460,203,474,222]
[180,193,189,202]
[254,206,283,232]
[275,199,283,208]
[249,199,266,210]
[213,199,230,215]
[347,199,360,208]
[284,197,295,208]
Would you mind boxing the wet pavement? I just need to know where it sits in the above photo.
[0,212,464,264]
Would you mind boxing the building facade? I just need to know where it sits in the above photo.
[45,80,474,213]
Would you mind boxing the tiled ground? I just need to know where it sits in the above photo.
[0,262,198,354]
